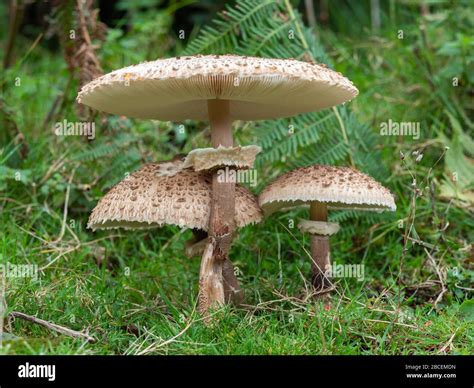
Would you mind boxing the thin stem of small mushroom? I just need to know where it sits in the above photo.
[309,201,332,291]
[198,99,238,314]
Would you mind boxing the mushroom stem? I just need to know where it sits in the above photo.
[222,258,243,305]
[309,201,332,290]
[198,99,238,314]
[192,229,243,305]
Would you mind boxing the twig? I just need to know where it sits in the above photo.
[9,311,95,343]
[43,92,64,131]
[3,0,25,69]
[276,227,283,288]
[454,284,474,292]
[425,248,447,313]
[284,0,310,51]
[40,244,81,271]
[48,167,76,246]
[364,318,418,329]
[304,0,317,30]
[333,106,356,168]
[38,152,69,187]
[407,236,439,251]
[16,33,44,68]
[158,228,187,256]
[0,196,26,207]
[136,321,194,355]
[438,329,458,354]
[128,300,216,355]
[315,303,327,352]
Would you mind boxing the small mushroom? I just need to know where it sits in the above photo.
[258,165,396,291]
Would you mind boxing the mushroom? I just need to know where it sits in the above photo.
[88,161,263,304]
[77,54,358,313]
[258,165,396,291]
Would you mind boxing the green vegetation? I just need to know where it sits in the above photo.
[0,0,472,355]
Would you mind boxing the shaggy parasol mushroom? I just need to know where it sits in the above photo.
[88,161,263,304]
[258,165,396,291]
[77,54,358,313]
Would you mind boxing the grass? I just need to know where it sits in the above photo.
[1,226,472,356]
[0,0,473,355]
[1,206,472,354]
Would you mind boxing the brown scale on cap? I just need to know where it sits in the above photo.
[259,164,396,215]
[88,162,263,231]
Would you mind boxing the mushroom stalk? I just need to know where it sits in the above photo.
[309,202,331,290]
[192,230,243,305]
[222,258,243,305]
[198,99,239,314]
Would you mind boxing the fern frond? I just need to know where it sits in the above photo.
[72,133,135,162]
[100,147,142,189]
[255,112,337,168]
[294,135,349,168]
[183,0,277,55]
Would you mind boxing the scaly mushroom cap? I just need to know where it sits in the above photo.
[88,162,263,231]
[77,55,358,121]
[258,165,396,215]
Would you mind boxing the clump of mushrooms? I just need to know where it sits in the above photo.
[78,54,358,314]
[258,165,396,291]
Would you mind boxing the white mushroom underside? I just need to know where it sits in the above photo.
[261,198,396,216]
[79,76,354,121]
[77,55,358,121]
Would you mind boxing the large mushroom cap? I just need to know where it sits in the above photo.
[77,55,358,121]
[88,162,262,231]
[258,165,396,215]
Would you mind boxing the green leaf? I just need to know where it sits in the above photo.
[458,299,474,322]
[436,111,474,205]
